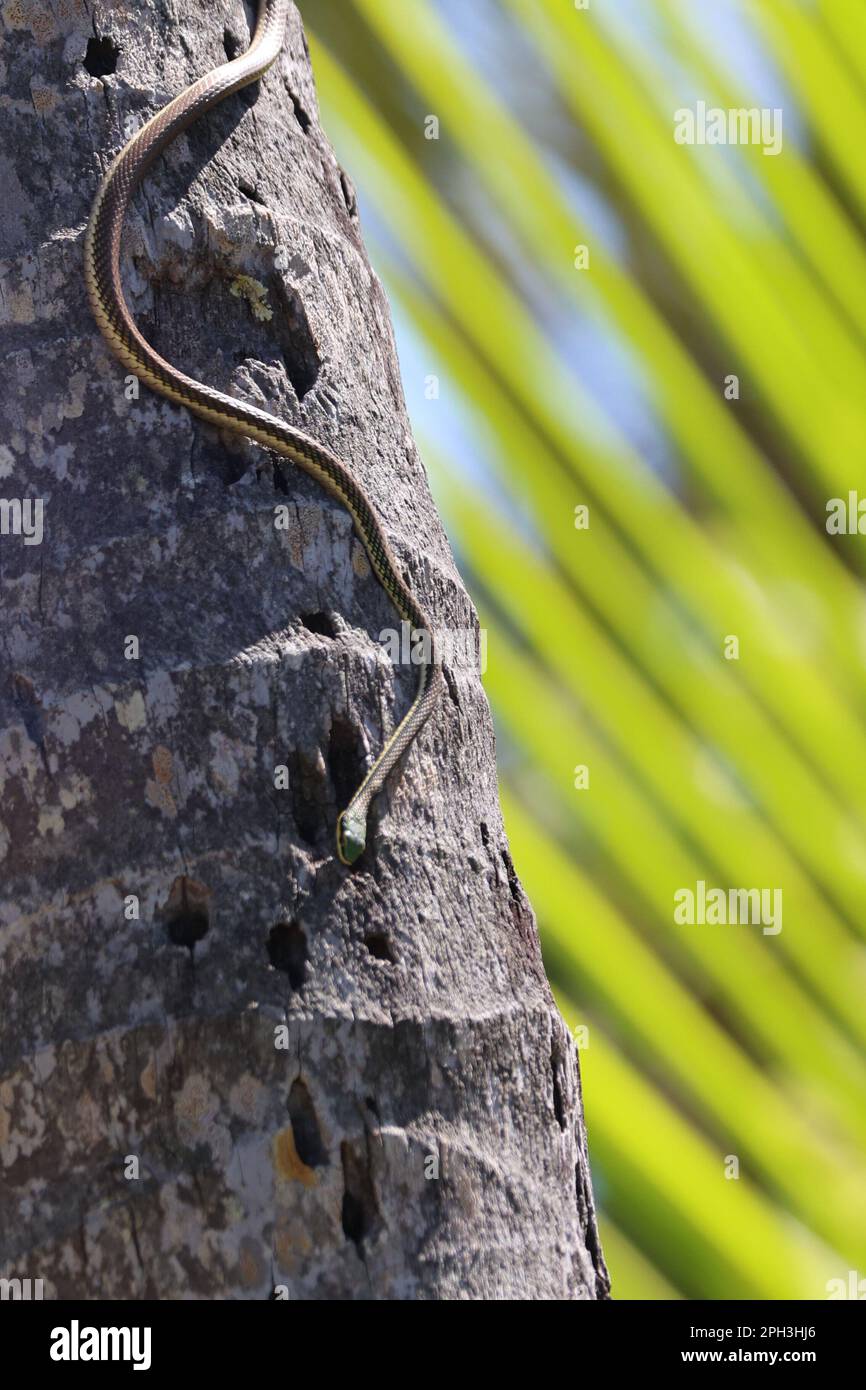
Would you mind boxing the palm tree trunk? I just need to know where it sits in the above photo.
[0,0,608,1300]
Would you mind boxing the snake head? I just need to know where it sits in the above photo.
[336,809,367,865]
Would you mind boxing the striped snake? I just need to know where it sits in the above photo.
[84,0,442,864]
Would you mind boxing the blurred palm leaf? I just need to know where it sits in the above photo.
[308,0,866,1297]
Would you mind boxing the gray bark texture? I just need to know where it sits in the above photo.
[0,0,608,1300]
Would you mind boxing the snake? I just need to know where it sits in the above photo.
[84,0,443,865]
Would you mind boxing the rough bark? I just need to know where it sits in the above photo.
[0,0,608,1300]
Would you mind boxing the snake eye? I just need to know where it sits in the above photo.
[337,811,366,865]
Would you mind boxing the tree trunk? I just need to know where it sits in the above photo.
[0,0,608,1300]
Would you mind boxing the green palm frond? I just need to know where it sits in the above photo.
[309,0,866,1297]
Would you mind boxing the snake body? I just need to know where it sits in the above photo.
[84,0,442,864]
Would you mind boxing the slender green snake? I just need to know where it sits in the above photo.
[84,0,443,864]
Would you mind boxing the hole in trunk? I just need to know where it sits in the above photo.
[327,716,367,813]
[340,1141,378,1250]
[287,1079,328,1167]
[223,28,242,61]
[84,35,119,77]
[551,1047,568,1131]
[300,612,337,638]
[269,278,320,401]
[364,932,395,964]
[267,921,307,990]
[162,876,211,952]
[238,178,267,207]
[289,750,327,847]
[289,90,311,133]
[501,848,521,903]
